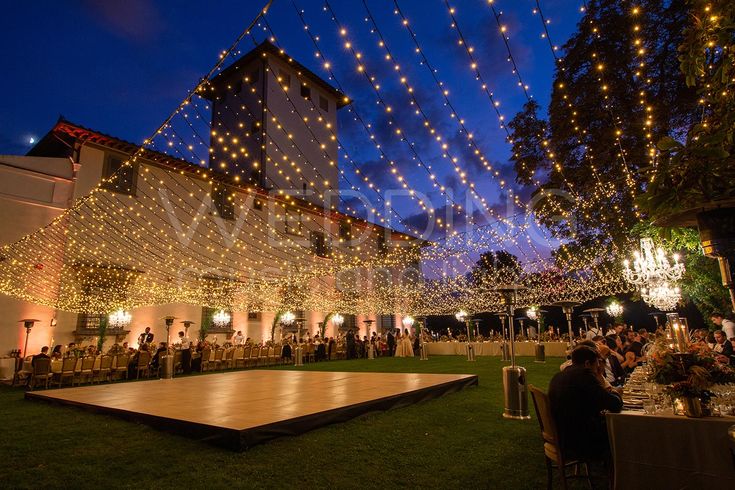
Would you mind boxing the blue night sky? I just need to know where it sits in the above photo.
[0,0,581,241]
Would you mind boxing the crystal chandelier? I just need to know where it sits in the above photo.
[402,315,415,327]
[526,306,538,321]
[280,311,295,325]
[331,313,343,327]
[212,309,231,328]
[108,309,131,329]
[455,310,468,322]
[623,238,685,310]
[606,301,623,318]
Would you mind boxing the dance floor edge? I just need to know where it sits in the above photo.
[25,370,478,450]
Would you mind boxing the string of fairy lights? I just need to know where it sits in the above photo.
[0,0,648,317]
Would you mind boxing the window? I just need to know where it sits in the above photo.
[319,95,329,112]
[379,315,395,331]
[76,313,107,333]
[285,209,302,235]
[248,68,260,85]
[102,154,137,195]
[311,231,331,258]
[278,69,291,89]
[212,184,235,220]
[247,311,260,320]
[339,221,352,243]
[300,84,312,100]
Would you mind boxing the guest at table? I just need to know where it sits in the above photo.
[548,345,623,463]
[32,346,50,366]
[51,344,63,360]
[713,330,733,358]
[150,342,167,371]
[620,350,637,375]
[624,330,643,359]
[65,342,77,357]
[710,312,735,340]
[560,340,598,371]
[637,328,649,346]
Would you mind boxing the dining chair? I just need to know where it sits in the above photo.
[112,354,130,381]
[528,384,591,490]
[93,355,113,383]
[135,351,151,379]
[29,358,53,390]
[76,356,95,385]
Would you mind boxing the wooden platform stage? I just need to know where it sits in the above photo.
[26,370,478,450]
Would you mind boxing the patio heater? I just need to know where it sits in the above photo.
[365,319,377,359]
[553,301,581,349]
[455,310,474,361]
[648,312,665,329]
[496,312,510,362]
[161,316,177,379]
[527,307,547,363]
[19,319,39,358]
[496,284,530,420]
[418,318,429,360]
[579,313,591,337]
[516,316,528,339]
[180,320,195,338]
[583,308,607,337]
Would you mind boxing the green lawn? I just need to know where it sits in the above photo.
[0,356,563,489]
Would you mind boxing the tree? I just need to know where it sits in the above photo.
[509,0,698,248]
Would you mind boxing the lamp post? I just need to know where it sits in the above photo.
[553,301,581,349]
[19,319,39,358]
[496,284,530,420]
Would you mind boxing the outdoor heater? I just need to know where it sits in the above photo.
[553,301,581,349]
[495,312,510,362]
[496,284,530,420]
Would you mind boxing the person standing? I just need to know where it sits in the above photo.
[233,330,245,345]
[138,327,154,346]
[178,331,192,374]
[711,312,735,340]
[387,329,396,357]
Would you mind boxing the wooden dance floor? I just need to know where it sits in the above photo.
[26,370,478,450]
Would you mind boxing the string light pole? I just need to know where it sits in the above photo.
[496,284,529,420]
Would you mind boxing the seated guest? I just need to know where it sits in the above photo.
[65,342,77,357]
[560,340,598,371]
[548,345,623,462]
[32,346,51,366]
[51,344,63,360]
[710,312,735,340]
[624,330,643,359]
[594,339,625,387]
[150,342,168,370]
[713,330,733,360]
[620,350,637,375]
[637,328,649,346]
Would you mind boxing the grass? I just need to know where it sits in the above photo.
[0,356,562,489]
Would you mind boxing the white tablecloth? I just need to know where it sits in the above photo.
[425,341,568,357]
[607,411,735,489]
[0,357,17,380]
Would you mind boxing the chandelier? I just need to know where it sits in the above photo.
[455,310,468,322]
[526,306,538,321]
[623,238,685,310]
[606,301,623,318]
[331,313,344,327]
[402,315,415,327]
[280,311,295,325]
[108,309,131,329]
[212,309,231,328]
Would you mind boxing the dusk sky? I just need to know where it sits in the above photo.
[1,0,581,242]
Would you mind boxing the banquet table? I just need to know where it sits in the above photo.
[425,341,567,357]
[0,357,18,380]
[606,411,735,490]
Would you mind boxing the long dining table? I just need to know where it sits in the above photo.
[424,341,568,357]
[606,411,735,490]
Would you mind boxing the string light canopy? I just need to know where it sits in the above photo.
[623,238,684,311]
[0,1,644,317]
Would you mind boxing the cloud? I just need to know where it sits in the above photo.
[79,0,163,44]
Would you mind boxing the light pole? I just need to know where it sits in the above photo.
[553,301,581,349]
[496,284,529,420]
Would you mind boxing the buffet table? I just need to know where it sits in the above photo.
[425,341,567,357]
[607,411,735,490]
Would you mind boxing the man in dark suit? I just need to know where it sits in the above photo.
[387,330,395,357]
[138,327,154,346]
[548,345,623,461]
[31,346,50,366]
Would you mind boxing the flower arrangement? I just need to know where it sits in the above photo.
[648,338,735,402]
